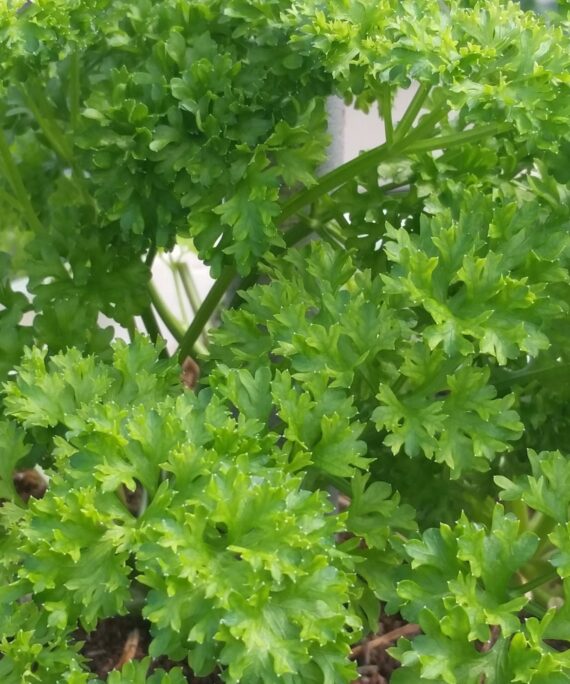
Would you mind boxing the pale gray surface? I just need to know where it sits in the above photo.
[343,86,418,161]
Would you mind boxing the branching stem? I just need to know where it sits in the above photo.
[176,102,512,357]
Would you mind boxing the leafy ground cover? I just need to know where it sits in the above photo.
[3,0,570,682]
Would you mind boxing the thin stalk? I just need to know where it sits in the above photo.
[394,82,431,142]
[171,261,189,319]
[0,187,23,212]
[177,262,204,317]
[405,122,511,154]
[145,243,157,268]
[137,486,148,517]
[177,266,235,361]
[313,224,345,250]
[379,84,394,146]
[177,262,209,350]
[377,179,413,194]
[140,306,161,345]
[318,192,352,234]
[22,85,96,212]
[0,129,43,232]
[149,282,184,343]
[334,211,351,232]
[318,473,352,497]
[493,362,570,389]
[527,511,546,534]
[401,102,448,144]
[177,113,509,354]
[524,600,546,619]
[279,140,395,221]
[513,569,559,596]
[528,511,555,539]
[22,87,74,162]
[126,317,136,342]
[280,102,450,223]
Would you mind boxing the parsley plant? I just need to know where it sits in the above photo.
[2,0,570,681]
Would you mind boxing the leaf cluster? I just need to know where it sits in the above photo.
[3,0,570,682]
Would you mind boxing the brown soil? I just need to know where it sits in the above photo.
[74,611,413,682]
[74,616,221,682]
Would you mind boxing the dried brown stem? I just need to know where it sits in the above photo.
[114,629,140,670]
[351,623,421,659]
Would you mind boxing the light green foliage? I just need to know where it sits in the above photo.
[389,506,570,683]
[105,658,186,684]
[3,0,570,681]
[212,228,544,477]
[0,338,366,682]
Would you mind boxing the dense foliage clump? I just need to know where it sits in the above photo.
[2,0,570,681]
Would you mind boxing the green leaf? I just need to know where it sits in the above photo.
[347,472,416,550]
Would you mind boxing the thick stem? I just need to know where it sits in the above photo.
[140,306,161,345]
[177,262,209,350]
[145,244,157,267]
[279,140,396,222]
[177,266,235,361]
[379,84,394,146]
[176,114,512,355]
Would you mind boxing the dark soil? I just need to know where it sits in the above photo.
[74,611,412,682]
[74,616,222,682]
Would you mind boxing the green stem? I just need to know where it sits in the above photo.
[279,140,395,222]
[177,262,209,350]
[379,85,394,146]
[514,569,559,596]
[394,82,431,142]
[149,282,184,343]
[22,86,74,162]
[177,262,204,317]
[171,262,189,318]
[405,122,511,154]
[507,499,529,529]
[0,187,23,213]
[334,211,351,232]
[0,129,43,233]
[22,84,96,212]
[177,114,510,353]
[528,511,546,534]
[280,101,450,223]
[140,306,161,345]
[145,243,157,268]
[493,361,570,389]
[177,266,235,361]
[126,317,136,342]
[529,511,555,540]
[524,599,546,619]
